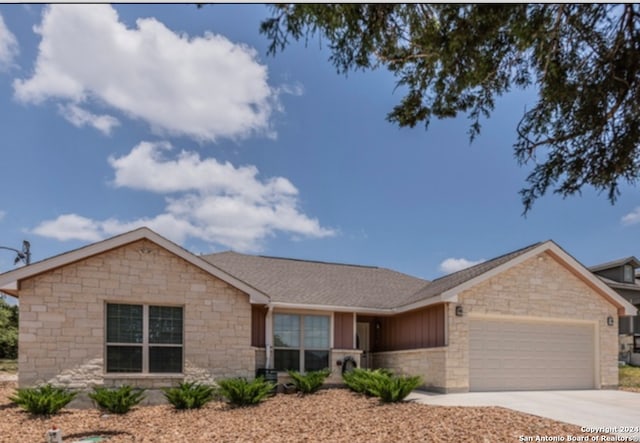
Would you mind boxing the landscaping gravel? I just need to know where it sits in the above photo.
[0,381,613,443]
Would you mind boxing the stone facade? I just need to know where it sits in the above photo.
[371,347,447,391]
[15,236,621,395]
[328,349,362,383]
[447,251,619,390]
[367,251,620,392]
[18,239,254,389]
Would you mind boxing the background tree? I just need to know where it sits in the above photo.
[261,4,640,212]
[0,297,18,359]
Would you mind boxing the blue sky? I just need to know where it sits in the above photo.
[2,4,640,297]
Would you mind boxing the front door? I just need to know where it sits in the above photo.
[356,322,370,369]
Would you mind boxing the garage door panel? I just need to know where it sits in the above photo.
[470,318,595,391]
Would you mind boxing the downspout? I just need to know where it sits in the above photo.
[265,304,274,369]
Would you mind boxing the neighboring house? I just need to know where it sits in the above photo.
[589,257,640,365]
[0,228,635,393]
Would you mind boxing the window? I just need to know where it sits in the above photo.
[624,265,635,283]
[106,303,183,373]
[273,313,329,372]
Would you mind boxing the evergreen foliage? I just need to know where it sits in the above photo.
[217,377,275,407]
[162,381,216,410]
[88,385,145,414]
[9,384,77,415]
[287,368,331,394]
[0,298,18,359]
[261,4,640,212]
[343,368,421,402]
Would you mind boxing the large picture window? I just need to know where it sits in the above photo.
[106,303,183,373]
[273,313,329,372]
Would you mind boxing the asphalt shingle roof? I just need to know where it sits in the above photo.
[401,241,543,308]
[203,241,545,310]
[202,252,429,309]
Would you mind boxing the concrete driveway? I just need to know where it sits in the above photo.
[407,390,640,438]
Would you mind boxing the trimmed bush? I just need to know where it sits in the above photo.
[343,368,421,402]
[10,384,77,415]
[287,368,331,394]
[89,385,145,414]
[163,382,216,410]
[217,377,275,407]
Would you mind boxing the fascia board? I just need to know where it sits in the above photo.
[0,227,270,304]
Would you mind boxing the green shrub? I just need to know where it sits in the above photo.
[88,385,145,414]
[287,368,331,394]
[342,368,392,396]
[9,384,77,415]
[162,382,216,410]
[368,374,422,403]
[343,368,420,402]
[217,377,275,407]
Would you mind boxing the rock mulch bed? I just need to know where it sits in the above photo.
[0,381,613,443]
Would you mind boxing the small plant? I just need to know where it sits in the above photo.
[217,377,275,407]
[287,368,331,394]
[163,381,216,410]
[9,384,77,415]
[368,373,422,403]
[343,368,420,402]
[342,368,392,396]
[88,385,145,414]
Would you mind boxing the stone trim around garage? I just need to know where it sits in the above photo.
[371,347,448,392]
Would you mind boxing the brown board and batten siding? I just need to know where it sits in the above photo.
[373,304,445,352]
[334,312,355,348]
[251,305,266,347]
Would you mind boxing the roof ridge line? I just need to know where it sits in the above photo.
[257,254,379,269]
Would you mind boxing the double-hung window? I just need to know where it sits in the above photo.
[273,313,329,372]
[106,303,183,374]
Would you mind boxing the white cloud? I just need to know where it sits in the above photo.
[0,13,18,71]
[621,207,640,226]
[0,210,5,221]
[14,5,282,141]
[439,257,485,274]
[32,214,104,242]
[58,103,120,135]
[32,142,335,251]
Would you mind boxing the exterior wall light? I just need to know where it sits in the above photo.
[607,316,614,326]
[455,305,464,317]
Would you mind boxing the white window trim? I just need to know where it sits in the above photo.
[273,312,332,372]
[105,303,184,374]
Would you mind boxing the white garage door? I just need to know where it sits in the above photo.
[469,318,595,391]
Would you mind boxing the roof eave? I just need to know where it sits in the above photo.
[437,241,637,317]
[589,256,640,273]
[0,228,270,305]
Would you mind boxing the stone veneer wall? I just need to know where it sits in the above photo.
[371,347,447,391]
[447,251,619,391]
[327,349,362,384]
[18,239,254,389]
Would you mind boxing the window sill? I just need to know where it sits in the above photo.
[104,373,184,379]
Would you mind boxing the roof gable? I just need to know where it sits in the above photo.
[2,228,634,316]
[0,228,269,304]
[401,242,543,309]
[399,240,635,316]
